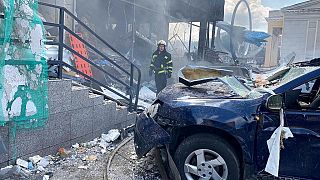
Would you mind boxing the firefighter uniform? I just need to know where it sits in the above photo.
[150,49,173,94]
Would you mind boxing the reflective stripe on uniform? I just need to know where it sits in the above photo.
[166,60,172,64]
[158,70,167,74]
[153,55,158,59]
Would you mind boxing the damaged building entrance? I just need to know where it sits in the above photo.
[59,0,225,83]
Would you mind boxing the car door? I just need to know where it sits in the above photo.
[282,110,320,179]
[257,92,320,179]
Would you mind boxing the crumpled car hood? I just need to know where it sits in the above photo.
[157,83,264,119]
[158,82,240,101]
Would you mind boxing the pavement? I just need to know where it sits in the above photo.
[108,138,161,180]
[1,133,163,180]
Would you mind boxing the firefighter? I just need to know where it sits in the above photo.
[149,40,173,94]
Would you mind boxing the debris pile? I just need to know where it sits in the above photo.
[0,129,121,179]
[0,155,55,180]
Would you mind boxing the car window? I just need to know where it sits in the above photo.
[285,78,320,110]
[294,79,316,93]
[219,76,263,98]
[277,67,318,86]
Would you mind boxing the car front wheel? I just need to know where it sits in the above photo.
[174,134,240,180]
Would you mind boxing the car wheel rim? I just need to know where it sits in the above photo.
[184,149,228,180]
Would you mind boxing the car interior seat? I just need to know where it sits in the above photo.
[310,93,320,109]
[284,89,302,109]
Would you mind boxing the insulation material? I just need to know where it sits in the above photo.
[181,65,233,81]
[178,65,233,86]
[0,0,48,127]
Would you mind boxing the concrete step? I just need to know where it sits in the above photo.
[48,79,72,99]
[70,86,91,110]
[48,79,72,115]
[112,106,127,129]
[89,93,104,106]
[116,106,137,129]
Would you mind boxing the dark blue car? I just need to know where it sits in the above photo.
[134,66,320,180]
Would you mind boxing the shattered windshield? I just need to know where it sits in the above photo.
[219,76,263,99]
[276,67,318,86]
[221,67,320,99]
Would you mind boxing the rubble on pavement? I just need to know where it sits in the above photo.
[0,129,121,179]
[0,129,162,180]
[108,139,162,180]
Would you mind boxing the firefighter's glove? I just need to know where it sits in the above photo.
[149,69,153,76]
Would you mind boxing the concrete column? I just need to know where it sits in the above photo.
[198,20,208,60]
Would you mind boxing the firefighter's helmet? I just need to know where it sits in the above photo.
[157,40,167,46]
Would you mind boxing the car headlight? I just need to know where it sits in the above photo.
[146,103,160,118]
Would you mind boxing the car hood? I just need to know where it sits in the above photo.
[158,82,241,101]
[157,83,264,119]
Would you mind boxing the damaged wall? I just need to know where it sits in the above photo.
[0,0,48,127]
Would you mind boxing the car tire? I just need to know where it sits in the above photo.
[174,133,240,180]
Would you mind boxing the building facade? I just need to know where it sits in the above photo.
[265,0,320,67]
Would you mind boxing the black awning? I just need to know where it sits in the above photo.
[168,0,225,22]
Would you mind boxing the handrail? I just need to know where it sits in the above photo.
[39,2,141,72]
[62,44,130,88]
[62,62,130,102]
[39,2,141,111]
[63,26,131,76]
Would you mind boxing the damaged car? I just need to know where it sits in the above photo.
[134,63,320,179]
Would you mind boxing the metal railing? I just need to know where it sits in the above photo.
[39,2,141,112]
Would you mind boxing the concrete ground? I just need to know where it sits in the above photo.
[108,139,161,180]
[1,135,163,180]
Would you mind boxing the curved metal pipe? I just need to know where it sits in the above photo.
[230,0,252,63]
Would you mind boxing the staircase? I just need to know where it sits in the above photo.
[0,2,141,166]
[39,2,141,112]
[0,79,136,167]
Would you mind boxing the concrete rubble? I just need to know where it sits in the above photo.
[101,129,121,142]
[0,130,120,179]
[0,129,161,180]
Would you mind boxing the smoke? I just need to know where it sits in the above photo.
[224,0,271,31]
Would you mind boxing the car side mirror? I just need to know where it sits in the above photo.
[266,94,283,110]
